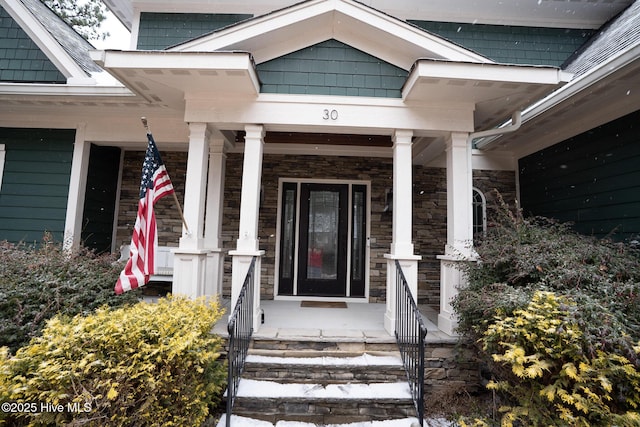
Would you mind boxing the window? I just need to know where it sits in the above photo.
[472,188,486,237]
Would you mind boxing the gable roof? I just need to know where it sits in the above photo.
[563,0,640,78]
[479,0,640,155]
[0,0,100,84]
[170,0,492,70]
[93,0,570,134]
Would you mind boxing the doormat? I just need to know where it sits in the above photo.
[301,301,348,308]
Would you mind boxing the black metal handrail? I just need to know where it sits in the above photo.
[226,256,257,427]
[395,259,428,427]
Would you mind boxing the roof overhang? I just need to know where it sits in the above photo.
[106,0,633,32]
[90,50,260,108]
[478,43,640,157]
[403,59,573,130]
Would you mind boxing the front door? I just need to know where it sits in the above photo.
[278,181,368,298]
[298,183,348,296]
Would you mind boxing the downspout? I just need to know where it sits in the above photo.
[468,110,522,148]
[465,110,522,251]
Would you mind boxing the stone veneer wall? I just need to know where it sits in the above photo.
[222,153,396,302]
[115,150,516,310]
[115,150,187,250]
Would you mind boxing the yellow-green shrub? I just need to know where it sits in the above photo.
[478,291,640,426]
[1,296,226,427]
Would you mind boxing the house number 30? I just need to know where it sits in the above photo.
[323,109,339,120]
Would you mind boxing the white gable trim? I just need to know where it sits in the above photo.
[171,0,491,70]
[0,0,94,84]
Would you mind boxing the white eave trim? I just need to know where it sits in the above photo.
[0,82,134,97]
[404,60,572,92]
[171,0,491,68]
[480,42,640,148]
[520,43,640,124]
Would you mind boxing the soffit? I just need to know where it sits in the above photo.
[403,59,573,130]
[90,50,260,108]
[484,49,640,157]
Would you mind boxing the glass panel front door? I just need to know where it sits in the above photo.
[298,184,348,296]
[277,181,368,298]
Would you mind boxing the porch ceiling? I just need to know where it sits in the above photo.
[90,50,260,108]
[402,59,573,131]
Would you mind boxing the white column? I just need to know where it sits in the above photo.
[63,124,90,252]
[384,129,421,335]
[230,124,265,331]
[204,133,227,298]
[438,131,474,336]
[172,122,210,298]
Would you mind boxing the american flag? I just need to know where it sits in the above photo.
[115,133,174,294]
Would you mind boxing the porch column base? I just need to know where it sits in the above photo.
[205,248,225,298]
[172,248,210,299]
[230,250,265,333]
[437,252,474,336]
[384,254,421,336]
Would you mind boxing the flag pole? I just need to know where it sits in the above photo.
[141,117,191,235]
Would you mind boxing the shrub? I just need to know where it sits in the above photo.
[454,193,640,359]
[0,236,140,353]
[454,192,640,426]
[1,296,226,427]
[483,291,640,426]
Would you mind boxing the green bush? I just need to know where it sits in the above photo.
[1,296,226,427]
[0,236,140,353]
[454,192,640,426]
[482,291,640,426]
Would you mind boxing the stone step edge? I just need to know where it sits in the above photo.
[247,348,401,359]
[216,414,423,427]
[236,379,412,400]
[245,352,403,367]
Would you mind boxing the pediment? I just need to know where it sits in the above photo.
[170,0,492,70]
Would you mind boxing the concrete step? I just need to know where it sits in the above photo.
[230,379,416,425]
[216,414,424,426]
[250,335,399,353]
[243,353,408,384]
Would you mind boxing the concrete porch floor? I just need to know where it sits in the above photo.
[213,300,457,344]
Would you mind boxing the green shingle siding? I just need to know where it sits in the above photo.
[410,21,594,67]
[137,12,252,50]
[0,128,74,244]
[519,110,640,241]
[0,6,65,83]
[257,40,408,98]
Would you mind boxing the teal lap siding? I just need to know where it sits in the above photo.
[519,110,640,242]
[0,128,74,244]
[137,12,252,50]
[410,21,594,67]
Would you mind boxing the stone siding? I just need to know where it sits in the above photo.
[115,149,516,309]
[115,150,187,250]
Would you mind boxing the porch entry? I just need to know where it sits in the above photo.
[277,181,368,298]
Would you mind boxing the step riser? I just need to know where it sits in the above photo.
[243,364,407,384]
[231,397,416,424]
[251,339,399,353]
